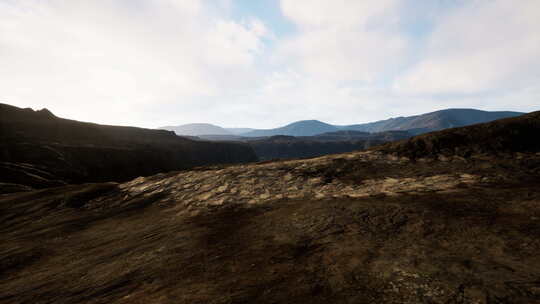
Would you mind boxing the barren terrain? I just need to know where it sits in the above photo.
[1,111,540,303]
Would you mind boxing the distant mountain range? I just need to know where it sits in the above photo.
[340,108,525,134]
[162,109,524,137]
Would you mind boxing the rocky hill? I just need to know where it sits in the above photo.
[0,104,257,192]
[1,111,539,303]
[377,110,540,158]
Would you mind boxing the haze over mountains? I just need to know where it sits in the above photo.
[160,123,233,136]
[162,109,523,137]
[226,128,256,135]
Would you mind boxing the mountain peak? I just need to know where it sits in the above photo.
[295,119,325,123]
[37,108,56,118]
[243,119,338,137]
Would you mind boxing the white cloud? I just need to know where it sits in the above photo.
[277,0,407,83]
[394,0,540,95]
[280,0,398,30]
[0,0,268,126]
[204,19,267,67]
[278,28,407,83]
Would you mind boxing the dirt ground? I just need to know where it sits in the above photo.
[1,149,540,303]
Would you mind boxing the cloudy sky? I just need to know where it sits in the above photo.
[1,0,539,128]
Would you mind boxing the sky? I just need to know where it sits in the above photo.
[0,0,539,128]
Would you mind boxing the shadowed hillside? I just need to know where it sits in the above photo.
[377,110,540,158]
[249,131,411,161]
[191,130,412,161]
[0,104,257,192]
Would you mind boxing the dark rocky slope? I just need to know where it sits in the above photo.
[249,131,411,161]
[248,135,373,160]
[1,111,540,303]
[0,104,257,190]
[377,110,540,158]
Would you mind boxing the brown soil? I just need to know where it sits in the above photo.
[2,149,540,303]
